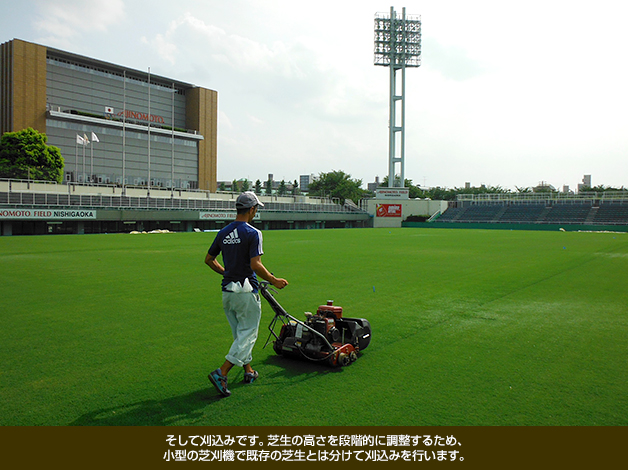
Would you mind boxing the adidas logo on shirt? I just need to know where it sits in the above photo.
[223,228,241,244]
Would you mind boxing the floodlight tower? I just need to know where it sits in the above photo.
[374,7,421,188]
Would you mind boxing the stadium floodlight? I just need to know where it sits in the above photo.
[374,7,421,189]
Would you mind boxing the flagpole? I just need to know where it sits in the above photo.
[90,132,98,184]
[122,70,126,194]
[147,66,151,194]
[82,136,86,183]
[90,139,93,184]
[75,137,78,183]
[171,81,175,192]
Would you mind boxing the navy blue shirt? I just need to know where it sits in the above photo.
[208,221,264,292]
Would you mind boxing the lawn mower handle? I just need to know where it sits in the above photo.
[259,281,289,316]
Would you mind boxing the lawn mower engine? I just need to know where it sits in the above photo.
[261,283,371,367]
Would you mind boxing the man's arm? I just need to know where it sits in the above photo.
[250,255,288,289]
[205,252,225,275]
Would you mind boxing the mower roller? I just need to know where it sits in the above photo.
[260,282,371,367]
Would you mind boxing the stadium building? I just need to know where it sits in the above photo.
[1,39,371,236]
[1,38,217,192]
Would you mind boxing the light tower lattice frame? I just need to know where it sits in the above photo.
[374,7,421,188]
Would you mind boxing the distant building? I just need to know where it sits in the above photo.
[367,176,381,192]
[533,181,557,193]
[300,174,317,192]
[578,174,592,192]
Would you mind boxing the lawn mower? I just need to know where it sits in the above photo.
[260,281,371,366]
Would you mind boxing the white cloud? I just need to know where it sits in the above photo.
[141,34,178,65]
[425,39,489,82]
[219,111,233,130]
[32,0,126,48]
[142,10,385,126]
[147,13,307,78]
[247,114,264,125]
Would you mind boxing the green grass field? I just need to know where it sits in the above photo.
[1,227,626,426]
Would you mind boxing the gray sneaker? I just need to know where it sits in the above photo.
[243,370,258,384]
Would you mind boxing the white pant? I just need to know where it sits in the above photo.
[222,291,262,367]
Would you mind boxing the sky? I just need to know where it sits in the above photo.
[2,0,627,191]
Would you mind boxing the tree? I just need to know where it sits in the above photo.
[292,179,300,196]
[0,128,64,182]
[240,179,250,192]
[426,186,458,201]
[219,182,226,191]
[308,170,365,204]
[380,174,405,188]
[254,179,262,194]
[231,179,239,193]
[277,179,287,196]
[265,177,273,195]
[581,184,628,193]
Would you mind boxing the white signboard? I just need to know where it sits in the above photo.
[375,188,409,199]
[199,212,260,221]
[0,209,97,220]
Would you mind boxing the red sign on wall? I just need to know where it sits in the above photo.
[376,204,402,218]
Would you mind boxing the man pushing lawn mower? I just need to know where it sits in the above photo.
[205,191,288,397]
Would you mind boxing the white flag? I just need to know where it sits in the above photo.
[76,134,85,145]
[83,134,90,145]
[91,132,99,143]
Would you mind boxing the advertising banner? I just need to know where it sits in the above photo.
[199,212,260,221]
[0,209,97,220]
[376,204,402,218]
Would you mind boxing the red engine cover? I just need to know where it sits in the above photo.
[317,300,343,319]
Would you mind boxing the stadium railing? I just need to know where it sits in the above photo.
[0,178,366,214]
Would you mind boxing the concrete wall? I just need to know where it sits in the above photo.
[365,198,448,228]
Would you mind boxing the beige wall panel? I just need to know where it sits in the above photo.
[186,87,218,192]
[11,39,47,133]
